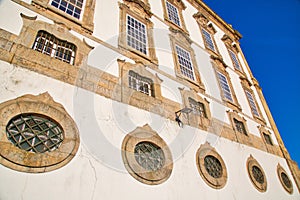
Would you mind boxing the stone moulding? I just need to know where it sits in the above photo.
[0,93,80,173]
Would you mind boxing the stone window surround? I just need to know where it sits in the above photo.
[121,124,173,185]
[277,164,294,194]
[193,12,220,56]
[161,0,188,33]
[0,93,80,173]
[31,0,95,33]
[240,77,265,124]
[179,89,211,130]
[221,34,246,77]
[196,142,228,189]
[227,110,252,146]
[118,1,158,65]
[246,155,267,192]
[169,28,205,93]
[118,59,163,100]
[258,125,274,146]
[18,13,93,67]
[212,56,241,111]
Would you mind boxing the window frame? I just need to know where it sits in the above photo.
[169,29,205,92]
[193,13,219,55]
[212,56,241,110]
[162,0,188,32]
[128,70,154,97]
[118,1,157,64]
[31,0,95,33]
[0,93,79,173]
[121,124,173,185]
[228,49,242,71]
[240,78,265,122]
[196,142,228,189]
[246,155,267,192]
[50,0,85,20]
[180,89,211,130]
[118,60,163,100]
[277,164,294,194]
[32,30,77,65]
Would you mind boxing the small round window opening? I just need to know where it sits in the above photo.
[121,124,173,185]
[277,164,293,194]
[246,155,267,192]
[204,155,223,178]
[134,142,165,171]
[281,172,292,189]
[196,143,228,189]
[252,165,265,184]
[0,93,80,173]
[6,113,64,153]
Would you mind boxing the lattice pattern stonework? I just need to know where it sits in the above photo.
[134,142,165,171]
[204,155,223,178]
[6,114,64,153]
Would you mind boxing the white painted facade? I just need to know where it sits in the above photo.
[0,0,298,199]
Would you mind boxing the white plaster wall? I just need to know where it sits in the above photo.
[0,61,298,200]
[0,0,53,35]
[92,0,120,47]
[184,2,204,48]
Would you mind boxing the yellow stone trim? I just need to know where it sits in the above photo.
[0,93,80,173]
[161,0,188,34]
[121,124,173,185]
[196,142,227,189]
[246,155,267,192]
[118,1,158,65]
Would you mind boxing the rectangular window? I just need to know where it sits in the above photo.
[228,50,242,71]
[33,31,76,65]
[189,98,207,118]
[263,133,273,145]
[245,90,260,117]
[126,15,147,55]
[217,72,233,102]
[51,0,83,19]
[202,29,216,51]
[175,45,195,80]
[166,1,181,27]
[234,119,247,135]
[129,71,153,96]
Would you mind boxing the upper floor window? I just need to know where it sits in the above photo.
[129,70,154,96]
[51,0,84,19]
[189,97,207,118]
[202,28,216,52]
[228,49,242,71]
[216,71,233,102]
[32,30,76,65]
[126,15,147,55]
[263,133,273,145]
[233,118,247,135]
[166,1,181,27]
[175,45,195,81]
[245,90,260,117]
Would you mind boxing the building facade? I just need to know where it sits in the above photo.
[0,0,299,199]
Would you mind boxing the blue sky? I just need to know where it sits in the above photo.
[204,0,300,165]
